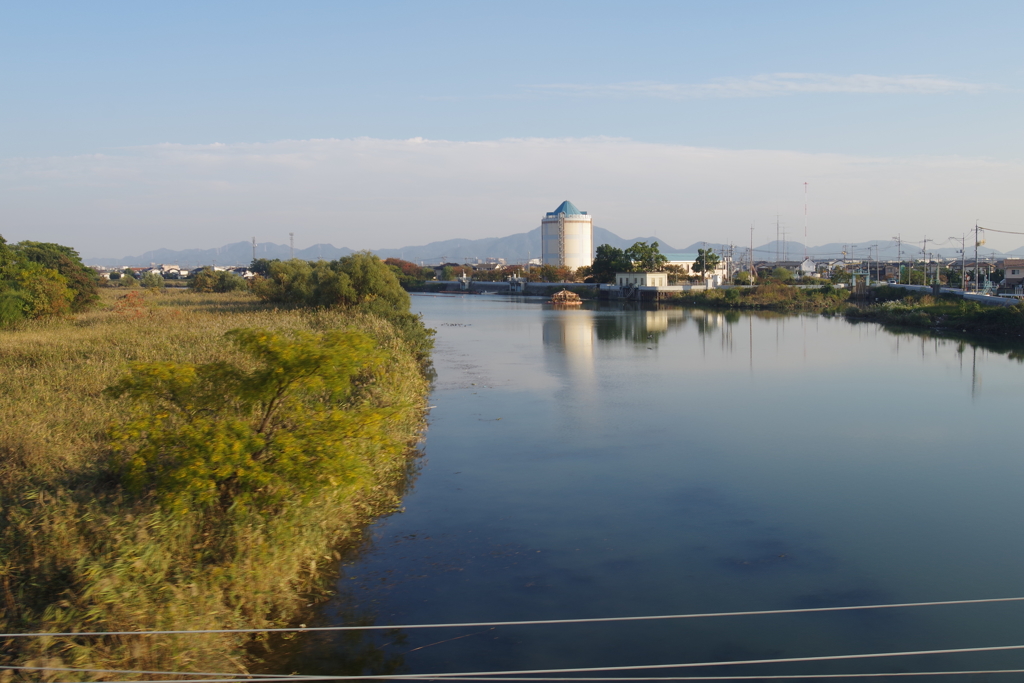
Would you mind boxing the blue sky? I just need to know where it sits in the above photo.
[3,1,1024,258]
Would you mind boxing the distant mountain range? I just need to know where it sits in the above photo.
[86,230,1024,268]
[86,227,676,267]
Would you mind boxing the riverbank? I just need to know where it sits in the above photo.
[664,282,850,312]
[845,286,1024,338]
[0,288,431,678]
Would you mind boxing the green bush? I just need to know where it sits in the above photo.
[251,253,434,366]
[0,234,98,325]
[106,328,388,514]
[141,271,166,289]
[190,267,249,293]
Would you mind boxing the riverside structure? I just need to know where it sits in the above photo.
[541,200,594,270]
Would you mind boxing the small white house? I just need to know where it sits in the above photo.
[616,272,669,287]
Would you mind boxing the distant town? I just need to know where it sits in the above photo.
[91,200,1024,296]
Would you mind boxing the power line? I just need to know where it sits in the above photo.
[69,671,1024,683]
[65,642,1024,682]
[4,596,1023,639]
[974,225,1024,236]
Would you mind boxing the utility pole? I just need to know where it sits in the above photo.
[749,223,755,281]
[973,221,980,293]
[893,234,902,284]
[289,232,295,259]
[959,234,966,291]
[922,236,929,286]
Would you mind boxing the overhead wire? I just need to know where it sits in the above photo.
[3,596,1022,639]
[70,672,1024,683]
[35,642,1024,683]
[976,226,1024,236]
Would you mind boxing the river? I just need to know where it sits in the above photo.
[278,294,1024,680]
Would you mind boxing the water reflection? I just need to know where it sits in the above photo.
[272,296,1024,679]
[542,311,595,378]
[591,306,687,344]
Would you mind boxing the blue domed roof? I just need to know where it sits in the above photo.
[546,200,587,217]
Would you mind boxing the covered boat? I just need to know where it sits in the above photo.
[548,289,583,306]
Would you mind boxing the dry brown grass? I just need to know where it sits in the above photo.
[0,289,430,680]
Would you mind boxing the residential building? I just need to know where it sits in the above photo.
[615,272,668,287]
[1003,259,1024,286]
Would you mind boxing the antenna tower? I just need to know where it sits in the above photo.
[289,232,295,259]
[252,237,257,262]
[803,182,808,261]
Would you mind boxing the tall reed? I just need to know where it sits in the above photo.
[0,289,430,680]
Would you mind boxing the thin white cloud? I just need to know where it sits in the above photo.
[2,137,1023,258]
[531,73,990,99]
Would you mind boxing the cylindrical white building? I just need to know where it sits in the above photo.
[541,200,594,269]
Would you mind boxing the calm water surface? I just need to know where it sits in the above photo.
[284,295,1024,679]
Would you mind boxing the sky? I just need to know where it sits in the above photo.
[3,0,1024,259]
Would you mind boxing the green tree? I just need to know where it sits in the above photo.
[591,244,631,283]
[770,267,794,283]
[692,248,721,279]
[190,267,220,292]
[141,271,166,289]
[106,328,388,514]
[250,253,432,366]
[0,234,92,325]
[9,240,99,311]
[250,258,279,277]
[625,241,668,272]
[191,267,247,293]
[830,267,851,285]
[216,271,249,292]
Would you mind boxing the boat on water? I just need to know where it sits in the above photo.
[548,289,583,306]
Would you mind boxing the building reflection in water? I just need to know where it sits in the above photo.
[593,306,687,344]
[542,310,596,382]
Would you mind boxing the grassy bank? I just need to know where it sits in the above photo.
[845,286,1024,338]
[0,289,431,680]
[666,283,850,312]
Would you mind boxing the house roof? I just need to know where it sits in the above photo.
[546,200,586,217]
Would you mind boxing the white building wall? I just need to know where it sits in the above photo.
[541,214,594,269]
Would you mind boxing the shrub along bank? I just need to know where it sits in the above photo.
[0,278,433,678]
[845,286,1024,337]
[667,283,850,312]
